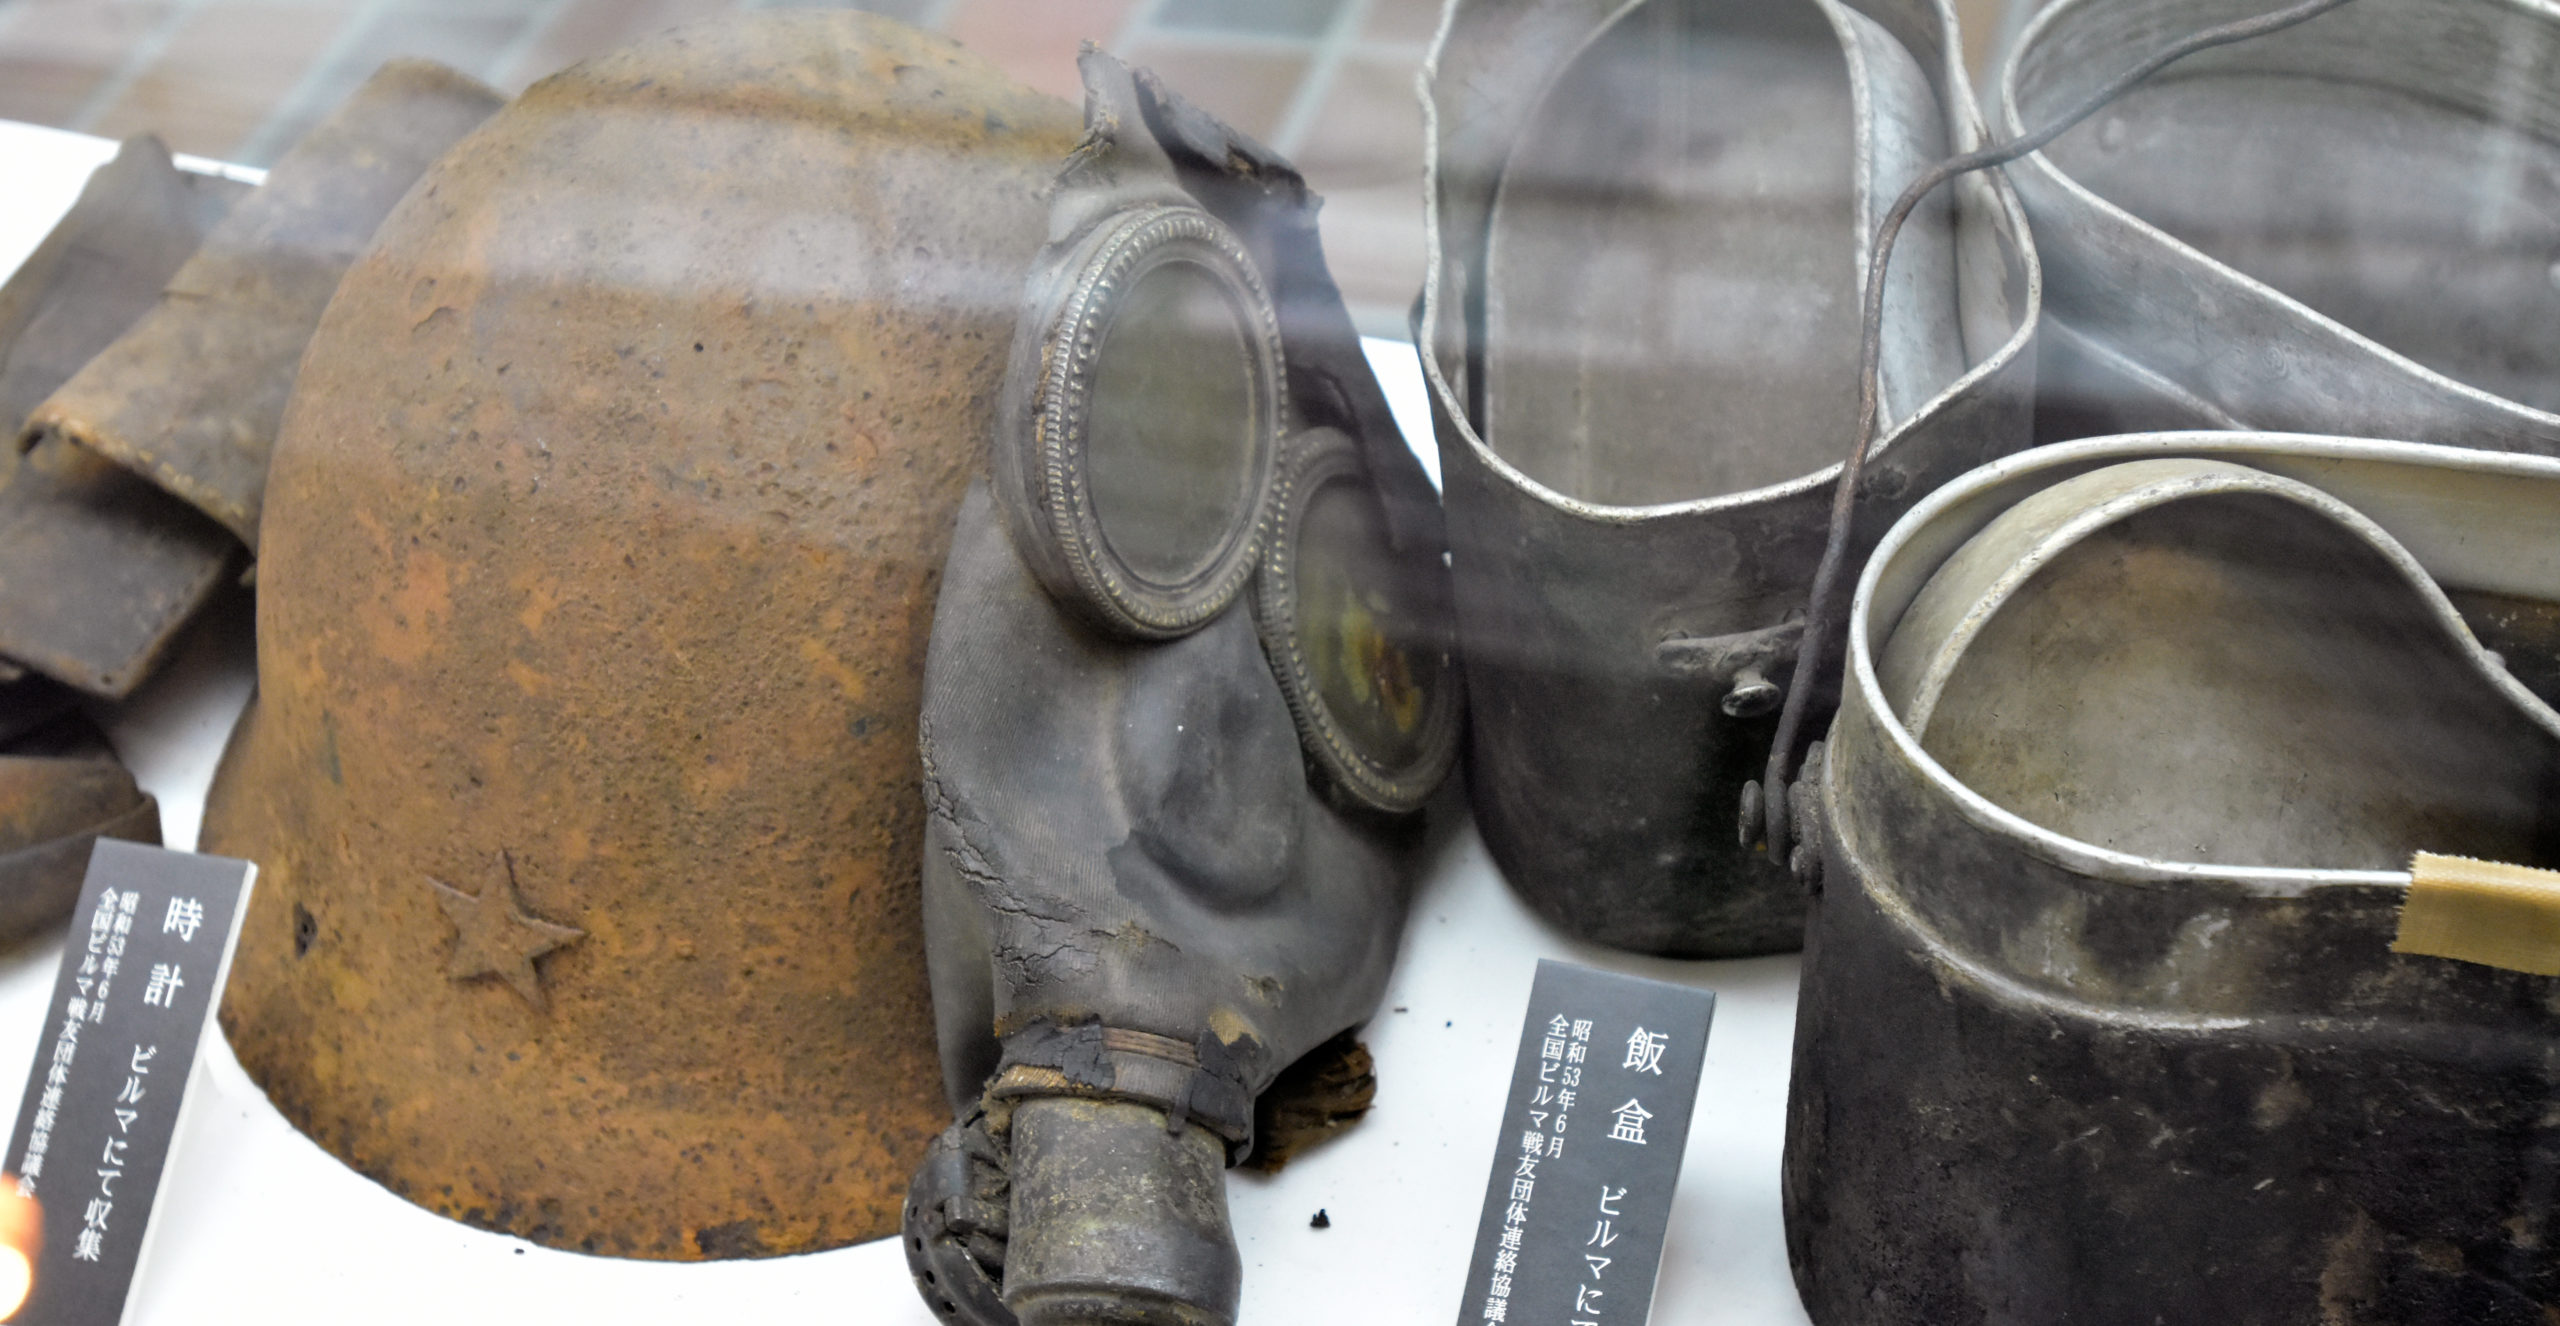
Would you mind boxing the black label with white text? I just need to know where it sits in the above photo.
[1455,959,1715,1326]
[7,840,253,1325]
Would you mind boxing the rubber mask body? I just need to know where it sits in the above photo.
[909,53,1456,1326]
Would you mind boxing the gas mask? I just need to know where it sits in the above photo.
[904,51,1461,1326]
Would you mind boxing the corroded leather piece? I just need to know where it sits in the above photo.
[0,136,244,697]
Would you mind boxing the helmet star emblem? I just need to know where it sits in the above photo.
[426,852,584,1012]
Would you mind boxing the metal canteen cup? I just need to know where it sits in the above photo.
[1419,0,2040,956]
[903,52,1460,1326]
[1999,0,2560,449]
[1787,433,2560,1323]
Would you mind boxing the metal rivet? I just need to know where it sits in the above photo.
[1722,665,1782,718]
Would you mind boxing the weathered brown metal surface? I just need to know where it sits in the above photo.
[0,63,496,700]
[0,140,182,929]
[205,14,1080,1259]
[0,714,161,948]
[0,435,236,696]
[25,60,502,551]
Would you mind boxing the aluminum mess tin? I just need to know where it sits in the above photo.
[1419,0,2039,956]
[1788,432,2560,1324]
[2000,0,2560,451]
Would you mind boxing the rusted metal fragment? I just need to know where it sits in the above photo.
[206,15,1081,1260]
[1243,1030,1375,1174]
[0,69,492,699]
[25,60,502,551]
[0,435,238,697]
[0,136,243,431]
[0,136,243,696]
[0,713,161,947]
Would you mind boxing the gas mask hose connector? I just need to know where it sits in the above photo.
[1003,1096,1241,1326]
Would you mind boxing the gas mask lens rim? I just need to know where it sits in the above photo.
[1253,426,1464,814]
[1012,203,1286,641]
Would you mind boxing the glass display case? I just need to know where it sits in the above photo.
[0,0,2550,1321]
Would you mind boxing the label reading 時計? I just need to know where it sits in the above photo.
[6,840,254,1326]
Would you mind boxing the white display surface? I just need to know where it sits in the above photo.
[0,118,1812,1326]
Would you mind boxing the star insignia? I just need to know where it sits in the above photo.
[427,852,584,1013]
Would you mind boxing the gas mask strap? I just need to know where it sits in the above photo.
[981,1019,1260,1162]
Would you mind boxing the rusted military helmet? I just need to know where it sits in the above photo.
[202,14,1080,1258]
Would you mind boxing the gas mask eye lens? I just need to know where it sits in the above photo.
[1084,258,1260,587]
[1298,472,1429,768]
[998,204,1284,640]
[1256,428,1462,813]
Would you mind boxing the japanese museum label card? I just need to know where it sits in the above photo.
[1457,959,1715,1326]
[7,840,254,1325]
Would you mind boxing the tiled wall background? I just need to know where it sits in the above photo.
[0,0,2002,333]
